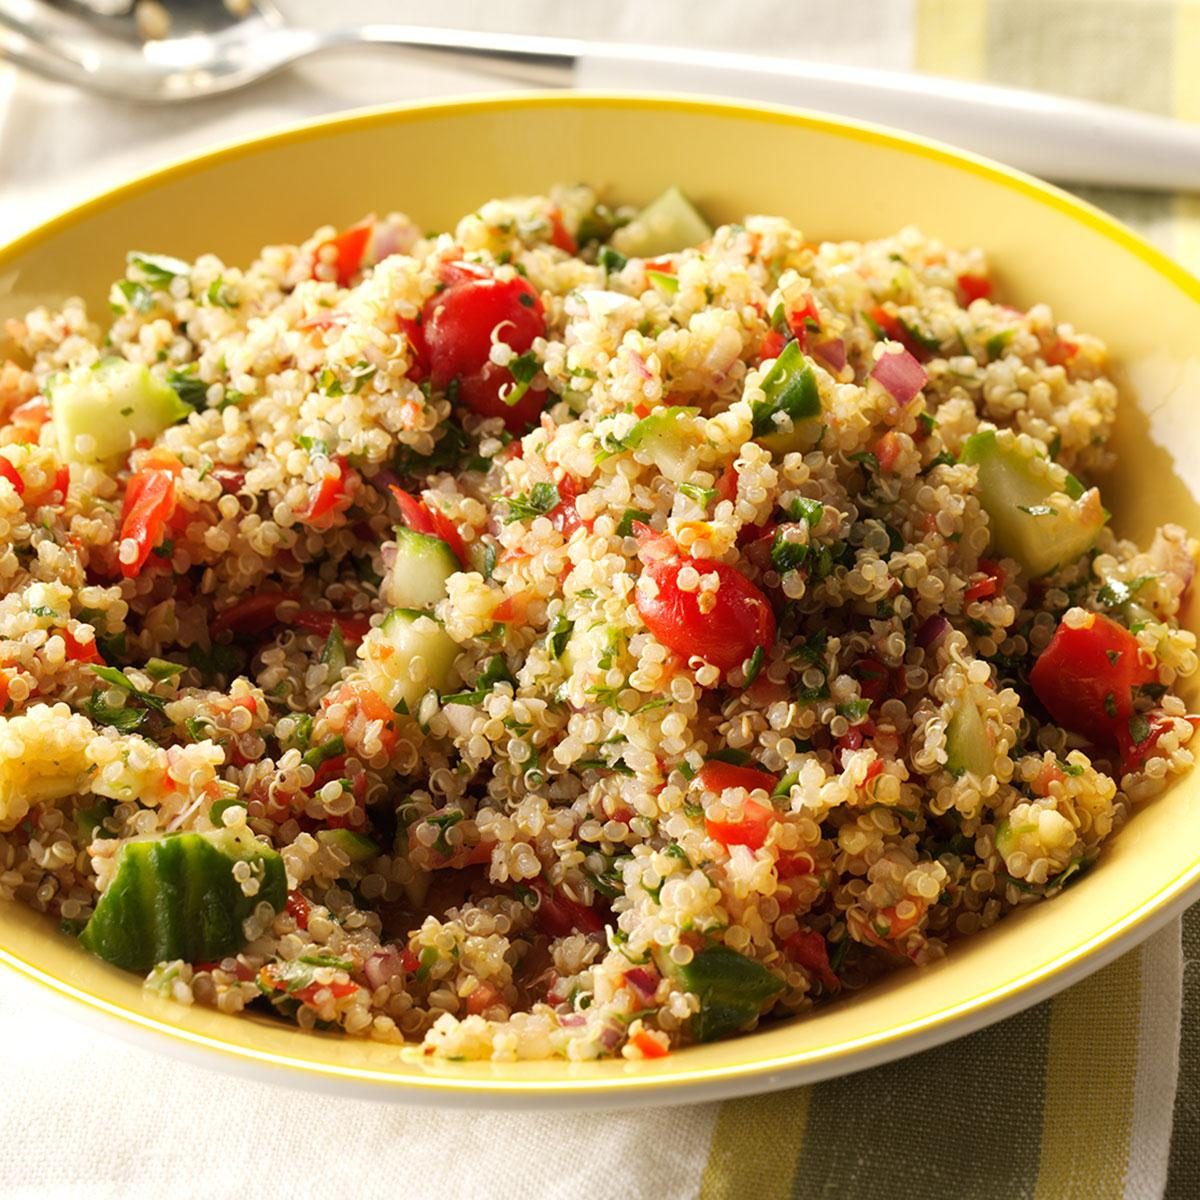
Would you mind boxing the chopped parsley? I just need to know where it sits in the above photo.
[501,481,560,523]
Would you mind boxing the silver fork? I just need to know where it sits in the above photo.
[3,0,1200,190]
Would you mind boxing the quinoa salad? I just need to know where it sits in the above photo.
[0,183,1196,1063]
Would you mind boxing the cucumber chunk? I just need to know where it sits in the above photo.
[78,826,285,971]
[623,405,701,481]
[750,344,823,455]
[944,690,996,778]
[49,357,191,466]
[960,429,1105,577]
[382,528,458,611]
[655,943,783,1042]
[611,186,713,258]
[316,828,380,863]
[362,608,459,712]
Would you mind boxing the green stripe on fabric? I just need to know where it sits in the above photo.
[914,0,988,78]
[789,999,1052,1199]
[1033,948,1143,1199]
[1164,904,1200,1199]
[699,1087,810,1200]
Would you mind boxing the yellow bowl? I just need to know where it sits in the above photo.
[3,93,1199,1109]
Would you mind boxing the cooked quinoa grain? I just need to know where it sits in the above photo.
[0,185,1195,1060]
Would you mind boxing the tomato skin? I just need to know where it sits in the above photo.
[547,208,577,254]
[694,761,778,795]
[314,218,373,287]
[634,534,775,672]
[783,929,840,991]
[388,484,467,566]
[423,275,547,430]
[396,316,429,381]
[286,890,311,931]
[867,304,932,363]
[1030,612,1156,744]
[956,273,993,304]
[0,457,24,495]
[119,467,177,577]
[873,431,903,474]
[786,293,821,347]
[964,559,1005,604]
[528,877,605,936]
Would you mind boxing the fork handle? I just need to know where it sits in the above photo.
[348,25,1200,191]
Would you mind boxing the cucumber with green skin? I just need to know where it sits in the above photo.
[362,608,459,712]
[78,827,285,971]
[945,691,996,778]
[751,344,823,455]
[622,406,700,480]
[384,528,458,611]
[316,828,380,864]
[611,186,712,259]
[49,357,191,466]
[960,429,1105,577]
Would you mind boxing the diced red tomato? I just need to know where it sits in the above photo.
[119,467,177,577]
[0,457,23,495]
[1032,759,1067,797]
[291,611,372,643]
[396,315,430,381]
[314,218,373,287]
[851,656,890,702]
[493,592,531,624]
[786,294,821,347]
[694,760,779,795]
[775,851,816,879]
[630,1029,669,1059]
[547,208,577,254]
[423,273,547,430]
[326,680,399,756]
[303,458,353,526]
[705,796,778,850]
[783,929,840,991]
[867,304,931,363]
[294,979,359,1006]
[714,464,739,507]
[62,629,103,665]
[1045,338,1079,367]
[10,397,49,430]
[549,475,588,536]
[1029,612,1156,744]
[466,981,506,1016]
[527,877,606,937]
[286,890,311,931]
[211,591,291,636]
[52,463,69,504]
[1116,711,1200,776]
[956,273,993,304]
[633,527,775,672]
[758,329,788,364]
[873,431,903,474]
[964,559,1005,605]
[387,484,467,566]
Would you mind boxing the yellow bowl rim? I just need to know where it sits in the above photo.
[2,89,1199,1103]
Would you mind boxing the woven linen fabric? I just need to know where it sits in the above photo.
[2,2,1199,1197]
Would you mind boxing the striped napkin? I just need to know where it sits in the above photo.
[1,2,1198,1198]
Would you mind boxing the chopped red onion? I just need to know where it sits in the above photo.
[812,338,846,372]
[871,347,927,405]
[598,1020,625,1050]
[363,947,404,990]
[624,967,659,1006]
[558,1012,588,1028]
[916,614,950,649]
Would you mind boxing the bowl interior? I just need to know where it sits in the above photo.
[2,94,1199,1103]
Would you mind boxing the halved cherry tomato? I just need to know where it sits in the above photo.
[423,273,547,430]
[527,877,606,937]
[1029,612,1155,744]
[783,929,840,991]
[119,467,177,577]
[964,559,1005,605]
[956,273,993,304]
[633,527,775,672]
[314,218,373,287]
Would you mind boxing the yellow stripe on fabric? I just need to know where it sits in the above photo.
[1033,948,1143,1200]
[1172,2,1200,277]
[698,1086,810,1200]
[913,0,988,78]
